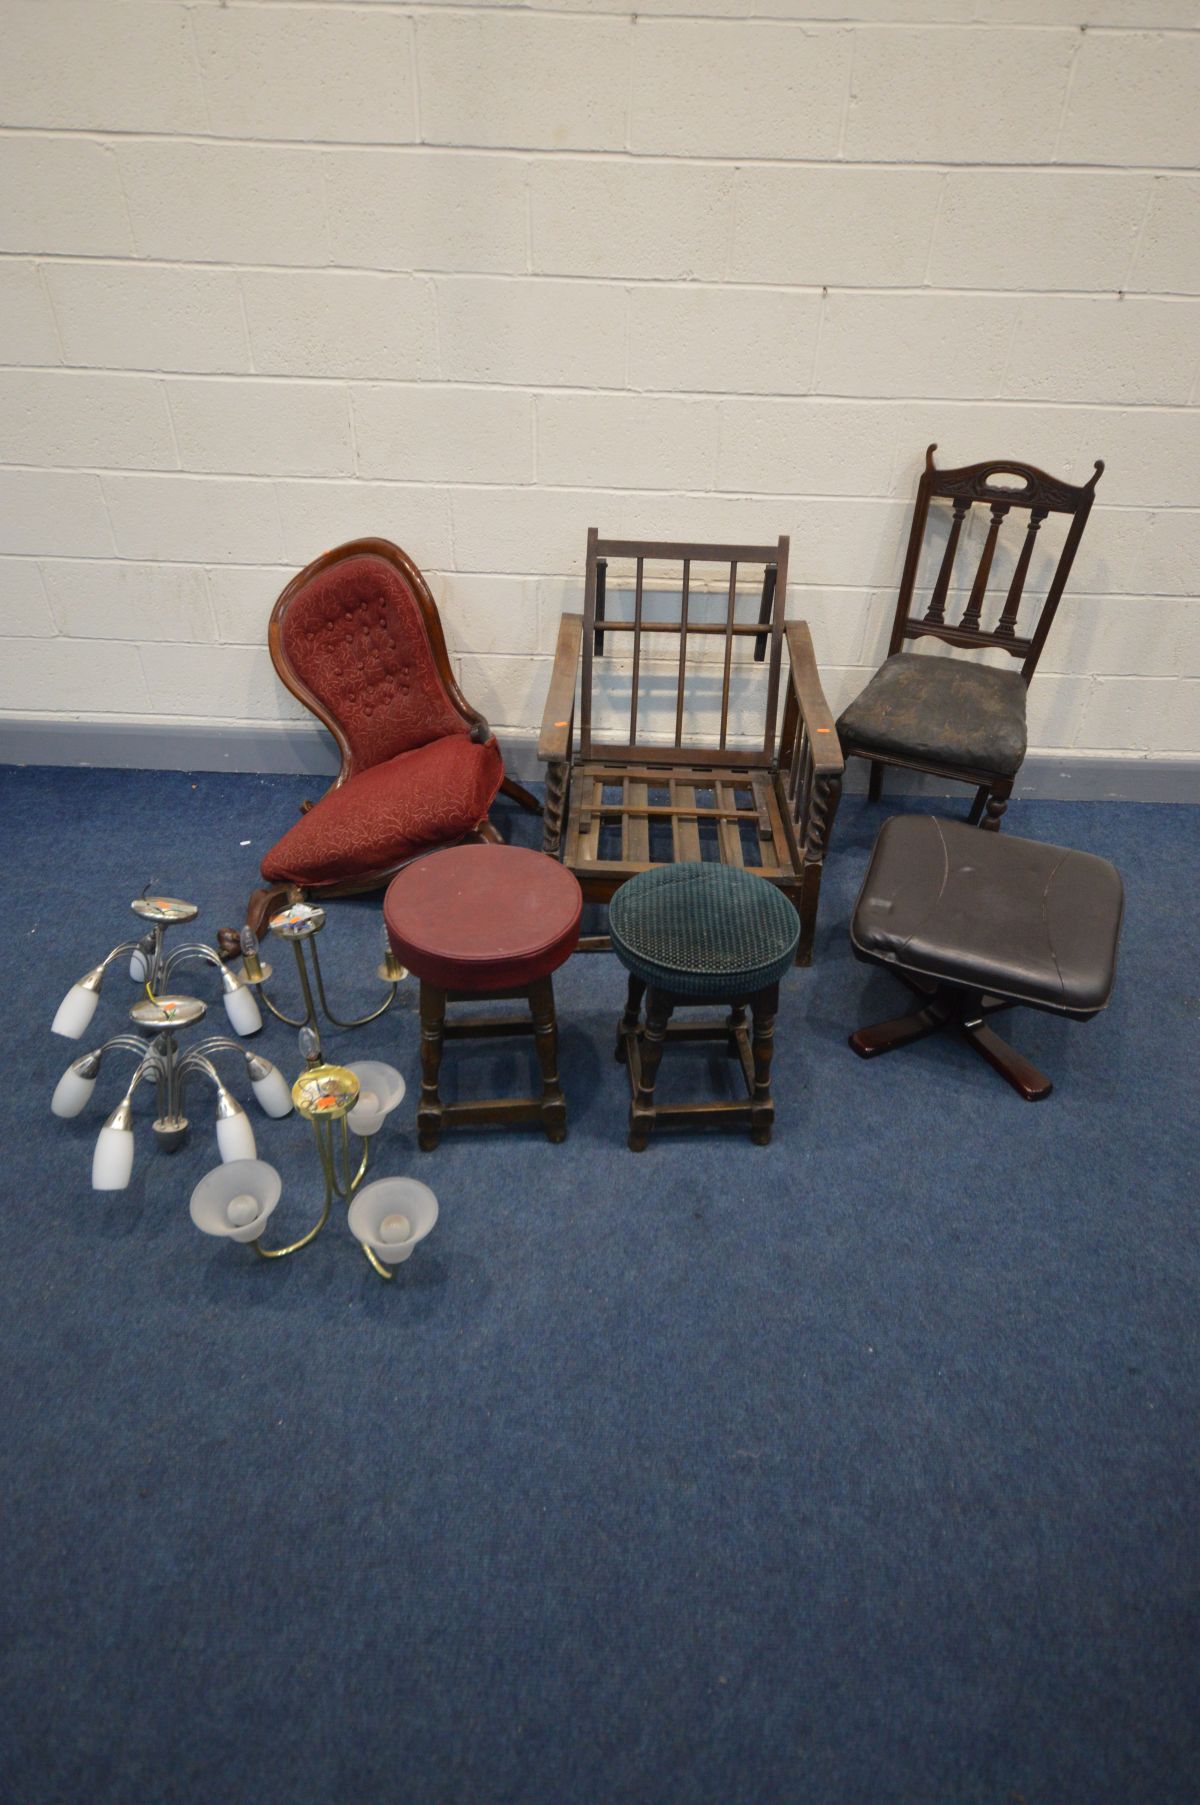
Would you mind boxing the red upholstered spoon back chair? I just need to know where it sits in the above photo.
[246,538,539,935]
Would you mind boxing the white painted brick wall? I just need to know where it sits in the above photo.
[0,0,1197,771]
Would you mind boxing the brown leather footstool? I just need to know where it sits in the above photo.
[384,844,582,1148]
[848,815,1124,1101]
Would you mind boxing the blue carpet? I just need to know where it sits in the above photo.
[1,764,1197,1805]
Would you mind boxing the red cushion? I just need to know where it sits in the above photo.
[280,554,469,770]
[384,845,582,991]
[261,735,503,888]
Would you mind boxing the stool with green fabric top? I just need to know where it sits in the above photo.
[609,862,800,1151]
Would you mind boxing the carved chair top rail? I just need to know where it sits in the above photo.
[923,445,1104,513]
[890,445,1103,683]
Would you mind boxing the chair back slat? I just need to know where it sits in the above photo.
[593,557,609,657]
[719,560,738,750]
[628,556,645,745]
[959,500,1010,632]
[674,558,691,748]
[889,446,1103,679]
[995,507,1048,639]
[925,497,969,625]
[753,563,777,661]
[581,533,788,762]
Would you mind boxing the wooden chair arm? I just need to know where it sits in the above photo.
[538,612,583,764]
[785,620,844,776]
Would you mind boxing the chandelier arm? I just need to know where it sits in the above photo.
[255,982,310,1029]
[99,1033,161,1061]
[307,938,398,1030]
[252,1120,335,1259]
[99,940,145,972]
[331,1113,369,1200]
[180,1035,253,1069]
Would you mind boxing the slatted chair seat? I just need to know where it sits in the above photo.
[539,532,844,966]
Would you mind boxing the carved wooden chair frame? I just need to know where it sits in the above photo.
[241,537,540,940]
[537,530,844,965]
[860,444,1103,828]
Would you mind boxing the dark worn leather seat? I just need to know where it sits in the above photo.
[838,652,1027,779]
[851,815,1124,1017]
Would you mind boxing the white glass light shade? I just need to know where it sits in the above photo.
[249,1063,293,1119]
[222,978,262,1036]
[190,1159,282,1244]
[51,1065,97,1119]
[52,980,100,1040]
[93,1122,135,1191]
[345,1062,406,1138]
[129,947,149,981]
[348,1177,437,1265]
[216,1107,257,1164]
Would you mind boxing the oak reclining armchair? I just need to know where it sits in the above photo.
[537,530,843,965]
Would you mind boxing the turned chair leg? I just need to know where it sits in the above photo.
[725,1002,747,1057]
[629,987,673,1152]
[417,981,447,1151]
[616,973,646,1064]
[867,760,884,804]
[981,781,1012,832]
[529,975,567,1143]
[748,984,779,1145]
[967,784,989,826]
[501,774,543,815]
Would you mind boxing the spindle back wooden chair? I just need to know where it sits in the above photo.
[538,530,844,964]
[841,444,1103,828]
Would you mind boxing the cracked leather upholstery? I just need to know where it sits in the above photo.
[850,814,1123,1016]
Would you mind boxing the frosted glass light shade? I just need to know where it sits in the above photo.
[216,1108,257,1163]
[348,1177,437,1264]
[222,979,262,1036]
[345,1062,406,1138]
[190,1159,282,1243]
[249,1063,293,1119]
[52,1065,97,1119]
[129,947,149,981]
[93,1123,135,1191]
[52,981,100,1040]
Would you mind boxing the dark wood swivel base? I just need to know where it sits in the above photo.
[418,974,567,1149]
[849,971,1052,1102]
[616,975,780,1151]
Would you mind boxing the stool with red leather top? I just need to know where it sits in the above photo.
[384,844,582,1149]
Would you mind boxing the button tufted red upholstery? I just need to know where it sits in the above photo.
[384,845,582,992]
[262,734,503,889]
[279,552,470,773]
[255,538,522,901]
